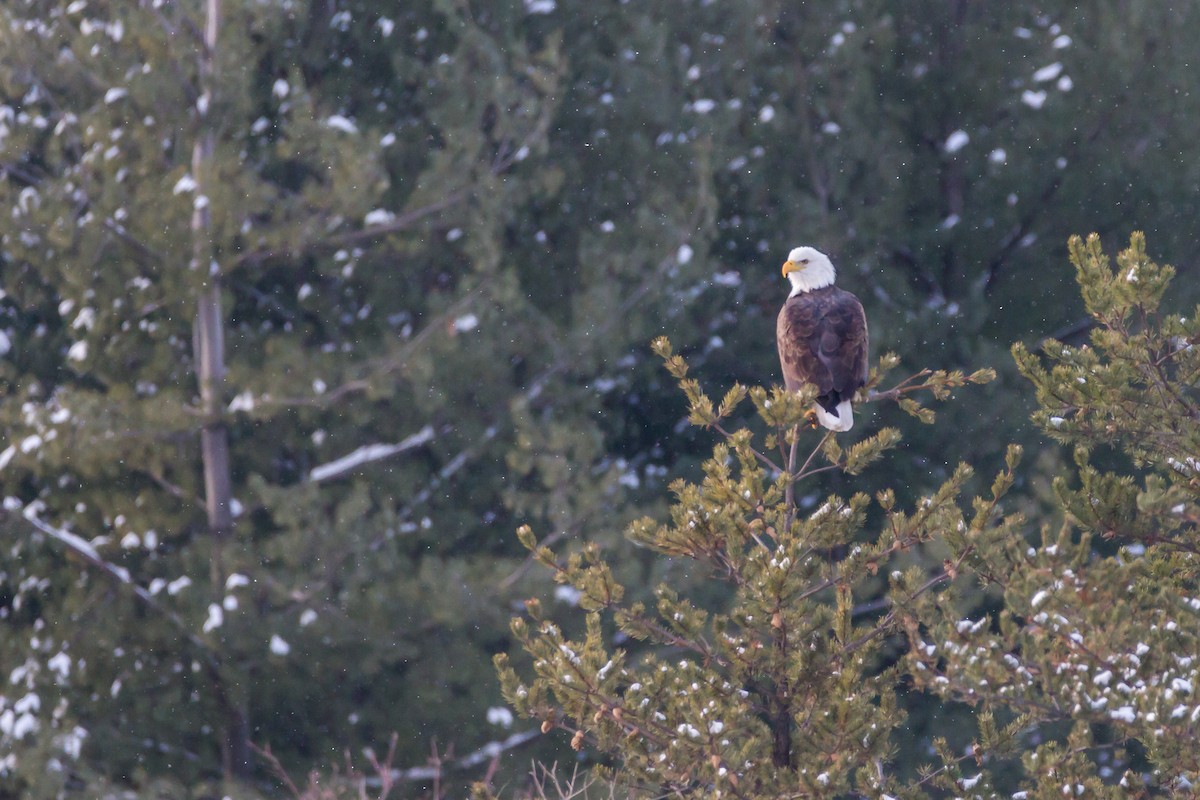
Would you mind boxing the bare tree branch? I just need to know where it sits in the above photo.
[380,728,541,785]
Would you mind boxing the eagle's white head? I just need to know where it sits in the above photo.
[781,246,836,296]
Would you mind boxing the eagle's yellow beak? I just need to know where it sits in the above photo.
[781,260,797,277]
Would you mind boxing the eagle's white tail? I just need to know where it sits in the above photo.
[814,400,854,432]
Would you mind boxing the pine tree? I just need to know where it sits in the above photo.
[0,0,564,791]
[901,233,1200,795]
[495,339,1003,796]
[493,234,1200,795]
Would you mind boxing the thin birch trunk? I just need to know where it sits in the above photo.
[190,0,251,779]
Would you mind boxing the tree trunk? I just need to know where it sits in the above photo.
[194,286,233,551]
[772,432,798,768]
[190,0,251,779]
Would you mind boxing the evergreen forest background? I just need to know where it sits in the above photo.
[2,1,1200,796]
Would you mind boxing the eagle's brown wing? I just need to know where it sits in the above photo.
[776,286,869,409]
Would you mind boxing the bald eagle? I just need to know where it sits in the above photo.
[776,246,869,432]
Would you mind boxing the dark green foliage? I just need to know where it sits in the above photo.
[3,0,1200,794]
[0,0,576,792]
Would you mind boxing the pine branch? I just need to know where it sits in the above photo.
[712,421,784,474]
[865,369,933,403]
[840,566,957,658]
[308,425,435,484]
[14,506,220,670]
[254,285,487,411]
[500,515,595,591]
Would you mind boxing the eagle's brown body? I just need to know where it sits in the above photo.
[776,285,869,421]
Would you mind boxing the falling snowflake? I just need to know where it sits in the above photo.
[1032,62,1063,83]
[325,115,358,134]
[1021,90,1047,109]
[944,129,970,153]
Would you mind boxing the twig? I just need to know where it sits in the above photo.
[373,728,542,784]
[249,742,304,798]
[865,369,933,403]
[783,428,800,533]
[428,739,444,800]
[230,190,469,270]
[712,422,784,474]
[795,429,832,478]
[500,523,581,590]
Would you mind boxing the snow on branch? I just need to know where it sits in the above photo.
[22,504,141,598]
[309,425,435,483]
[256,726,540,794]
[384,727,541,783]
[14,505,222,672]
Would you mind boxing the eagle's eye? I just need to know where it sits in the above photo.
[800,259,809,264]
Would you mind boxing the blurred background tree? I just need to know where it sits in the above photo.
[1,0,1199,796]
